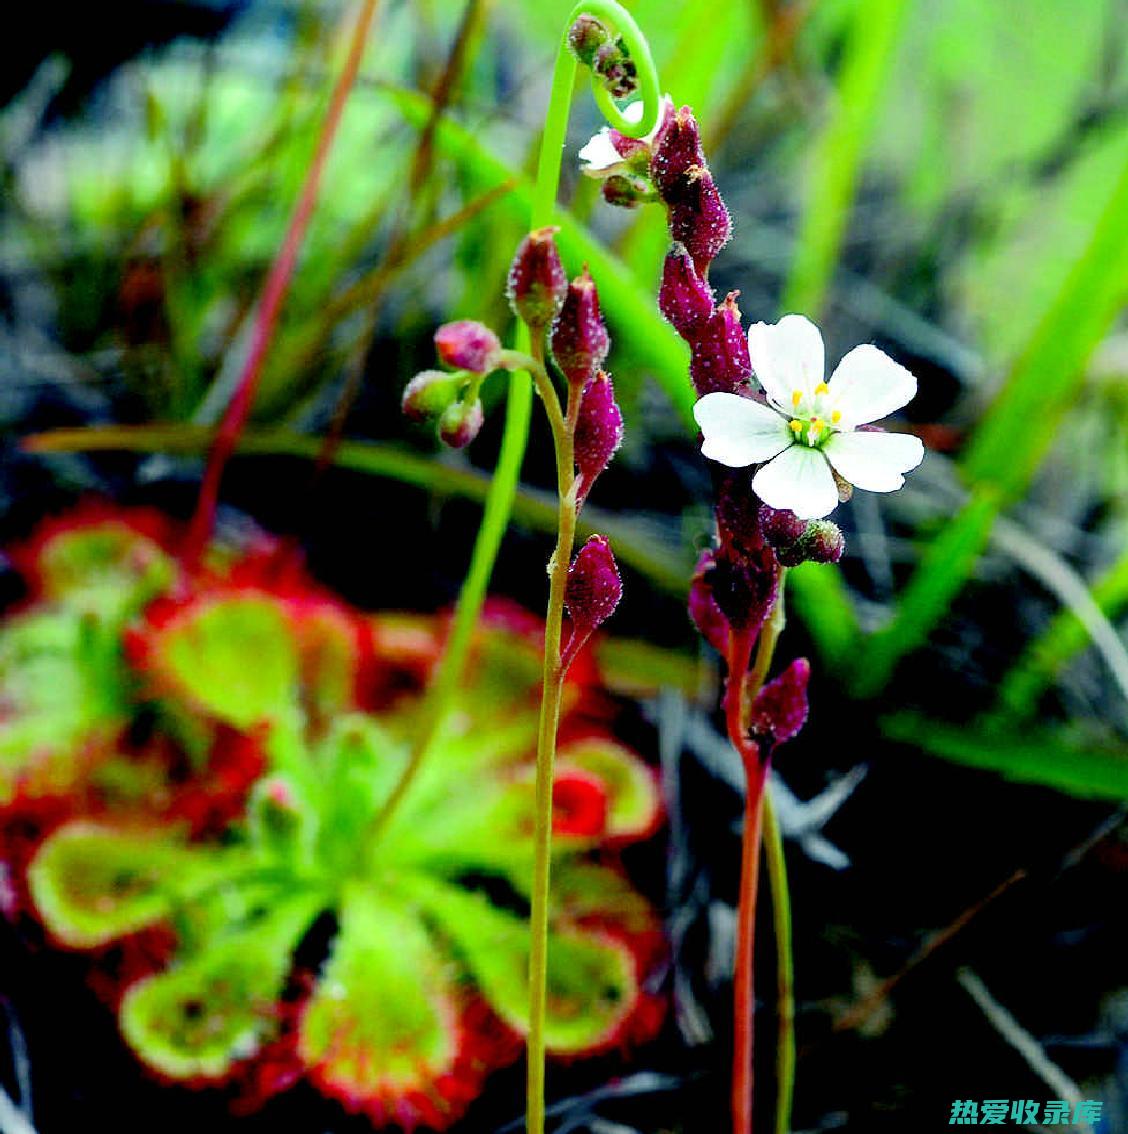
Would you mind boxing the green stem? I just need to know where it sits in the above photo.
[526,339,576,1134]
[762,790,795,1134]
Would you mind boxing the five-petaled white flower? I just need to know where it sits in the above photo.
[577,97,671,179]
[693,315,925,519]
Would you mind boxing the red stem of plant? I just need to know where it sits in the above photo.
[726,625,765,1134]
[183,0,380,566]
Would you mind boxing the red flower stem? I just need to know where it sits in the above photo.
[183,0,381,566]
[727,591,786,1134]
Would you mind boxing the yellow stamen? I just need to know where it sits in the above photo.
[789,419,803,435]
[814,382,830,396]
[831,409,842,424]
[791,389,803,409]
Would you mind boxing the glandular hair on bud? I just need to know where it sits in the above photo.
[574,370,623,504]
[507,227,569,330]
[565,534,622,638]
[402,369,462,422]
[551,267,610,386]
[438,398,484,449]
[659,244,714,337]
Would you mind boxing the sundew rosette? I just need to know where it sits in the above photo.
[0,504,665,1129]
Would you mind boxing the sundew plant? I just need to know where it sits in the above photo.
[2,1,1127,1133]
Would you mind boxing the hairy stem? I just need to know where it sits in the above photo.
[526,336,576,1134]
[730,577,788,1134]
[184,0,381,564]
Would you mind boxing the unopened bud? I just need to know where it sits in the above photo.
[593,40,638,100]
[567,13,611,66]
[650,106,707,202]
[659,244,714,337]
[403,369,461,422]
[551,268,610,385]
[563,535,622,667]
[759,505,808,551]
[689,293,752,396]
[688,550,729,655]
[438,398,484,449]
[748,657,810,753]
[507,227,568,329]
[773,518,845,567]
[601,174,651,208]
[434,320,501,373]
[670,172,732,274]
[573,370,623,505]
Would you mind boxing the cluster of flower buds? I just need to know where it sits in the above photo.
[507,228,625,666]
[567,14,638,99]
[403,320,504,449]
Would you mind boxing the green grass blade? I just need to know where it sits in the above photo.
[998,548,1128,718]
[858,150,1128,695]
[782,0,909,317]
[882,713,1128,801]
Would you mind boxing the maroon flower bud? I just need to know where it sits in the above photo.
[650,106,707,202]
[434,320,501,374]
[773,518,846,567]
[688,293,752,396]
[759,505,808,552]
[716,472,766,556]
[593,41,638,99]
[659,244,715,337]
[402,369,461,422]
[710,542,780,636]
[567,13,610,66]
[438,398,484,449]
[563,535,622,668]
[551,267,609,386]
[507,226,568,329]
[573,370,623,505]
[803,520,846,565]
[670,172,732,275]
[749,657,810,753]
[688,550,729,655]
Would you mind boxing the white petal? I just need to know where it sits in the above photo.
[752,446,840,519]
[747,314,825,410]
[621,100,646,126]
[824,429,924,492]
[694,393,793,468]
[578,129,626,176]
[827,344,916,426]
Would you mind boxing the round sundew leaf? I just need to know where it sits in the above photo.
[0,610,125,805]
[28,822,203,948]
[294,605,363,727]
[120,897,319,1081]
[148,595,301,728]
[405,876,638,1054]
[298,886,461,1110]
[557,739,661,841]
[34,522,175,624]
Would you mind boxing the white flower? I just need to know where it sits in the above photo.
[577,96,671,179]
[693,314,925,519]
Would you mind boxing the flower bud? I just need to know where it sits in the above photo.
[688,550,729,655]
[650,106,707,202]
[551,268,610,386]
[748,657,810,752]
[563,535,622,666]
[434,320,501,374]
[438,398,484,449]
[659,244,714,337]
[758,505,808,552]
[402,369,461,422]
[601,174,650,208]
[507,227,569,329]
[593,40,638,100]
[716,472,766,556]
[670,172,732,274]
[688,293,752,396]
[710,542,780,636]
[567,13,610,66]
[773,518,846,567]
[573,370,623,505]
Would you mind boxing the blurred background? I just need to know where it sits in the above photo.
[1,1,1126,1131]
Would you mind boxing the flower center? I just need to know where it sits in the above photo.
[787,383,841,447]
